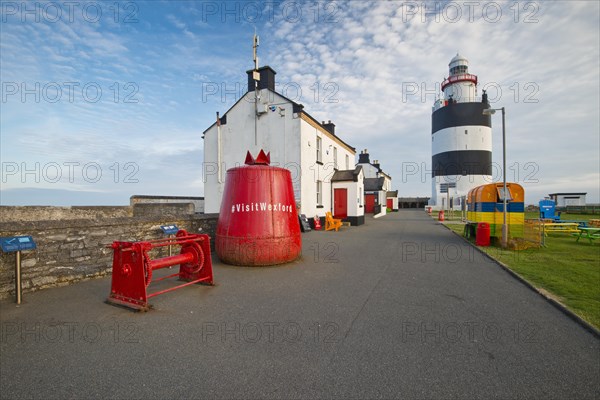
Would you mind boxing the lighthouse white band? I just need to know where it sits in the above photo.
[432,125,492,155]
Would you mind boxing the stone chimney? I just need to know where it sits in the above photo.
[358,149,370,164]
[322,120,335,135]
[247,66,277,92]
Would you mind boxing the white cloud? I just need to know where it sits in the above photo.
[167,14,187,30]
[262,1,600,203]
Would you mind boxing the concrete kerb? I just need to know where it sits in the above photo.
[440,221,600,339]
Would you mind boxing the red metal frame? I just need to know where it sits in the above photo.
[441,73,478,91]
[107,230,213,311]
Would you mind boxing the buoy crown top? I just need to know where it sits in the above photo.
[245,149,271,165]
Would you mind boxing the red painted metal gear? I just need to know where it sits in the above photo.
[142,247,153,287]
[180,241,204,274]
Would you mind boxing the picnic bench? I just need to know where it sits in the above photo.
[573,227,600,244]
[558,220,587,227]
[541,222,580,236]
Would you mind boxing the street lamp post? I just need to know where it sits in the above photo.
[483,106,508,248]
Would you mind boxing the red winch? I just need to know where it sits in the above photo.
[106,230,213,311]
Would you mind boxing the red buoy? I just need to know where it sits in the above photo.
[216,150,301,266]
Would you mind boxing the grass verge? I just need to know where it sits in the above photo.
[446,221,600,330]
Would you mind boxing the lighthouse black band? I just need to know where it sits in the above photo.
[432,102,492,134]
[432,150,492,177]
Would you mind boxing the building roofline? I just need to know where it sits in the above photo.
[356,160,391,179]
[203,88,356,155]
[299,112,355,154]
[202,93,250,135]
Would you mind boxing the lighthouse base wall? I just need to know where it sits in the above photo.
[430,174,492,211]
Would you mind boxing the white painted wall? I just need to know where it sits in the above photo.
[444,81,476,103]
[358,162,379,179]
[382,175,391,192]
[378,190,387,215]
[432,125,492,154]
[553,194,586,207]
[299,117,355,218]
[204,88,356,218]
[203,89,301,214]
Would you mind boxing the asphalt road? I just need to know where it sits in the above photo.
[1,210,598,399]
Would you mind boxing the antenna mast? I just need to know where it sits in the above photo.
[253,32,260,146]
[253,31,259,71]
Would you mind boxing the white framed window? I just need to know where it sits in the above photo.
[333,147,338,169]
[345,154,349,169]
[316,136,322,163]
[317,180,322,205]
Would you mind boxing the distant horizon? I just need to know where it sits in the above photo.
[2,187,596,208]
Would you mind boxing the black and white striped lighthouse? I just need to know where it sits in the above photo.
[431,54,492,209]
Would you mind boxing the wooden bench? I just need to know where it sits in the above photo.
[325,212,343,232]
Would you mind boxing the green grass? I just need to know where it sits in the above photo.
[446,220,600,329]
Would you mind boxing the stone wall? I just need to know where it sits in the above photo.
[0,206,218,299]
[130,195,205,213]
[0,206,132,222]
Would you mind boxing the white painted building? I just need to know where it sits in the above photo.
[331,166,365,226]
[549,193,587,207]
[386,191,399,211]
[356,150,392,215]
[430,54,493,210]
[203,66,364,225]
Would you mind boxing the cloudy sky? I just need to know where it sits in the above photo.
[1,0,598,206]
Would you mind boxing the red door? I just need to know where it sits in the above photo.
[365,194,376,213]
[334,188,348,219]
[387,199,393,210]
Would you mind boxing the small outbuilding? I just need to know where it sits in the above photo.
[386,191,398,212]
[364,177,386,214]
[548,193,587,207]
[331,166,365,226]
